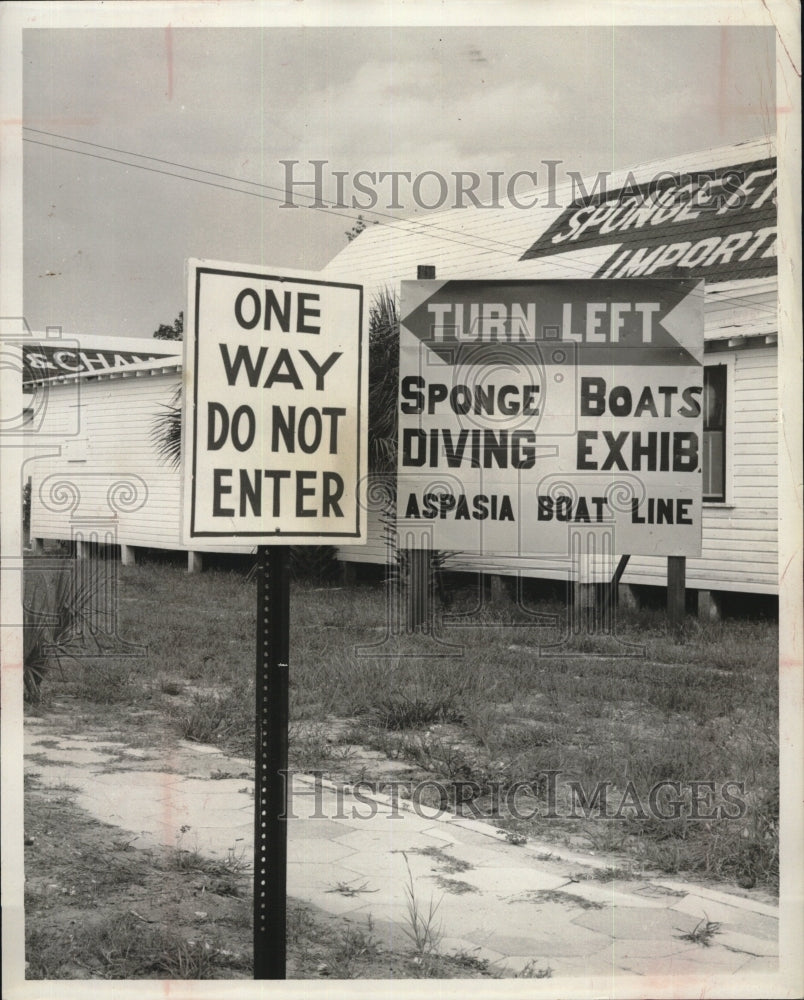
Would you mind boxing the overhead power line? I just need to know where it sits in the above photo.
[23,126,531,257]
[22,126,778,315]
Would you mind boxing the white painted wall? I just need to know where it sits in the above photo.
[27,366,252,555]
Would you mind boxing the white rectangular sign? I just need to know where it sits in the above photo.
[182,260,367,544]
[397,279,704,558]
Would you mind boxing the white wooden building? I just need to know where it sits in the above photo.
[27,138,780,602]
[322,137,779,601]
[26,357,251,570]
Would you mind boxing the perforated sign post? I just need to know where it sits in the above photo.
[182,260,366,979]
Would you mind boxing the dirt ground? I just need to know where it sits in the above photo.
[22,696,503,981]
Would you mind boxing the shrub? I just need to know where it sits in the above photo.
[23,560,95,701]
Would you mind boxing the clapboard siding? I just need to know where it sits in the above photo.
[28,358,776,594]
[328,140,779,596]
[28,348,776,592]
[340,338,779,594]
[621,343,777,592]
[28,370,252,555]
[27,138,779,595]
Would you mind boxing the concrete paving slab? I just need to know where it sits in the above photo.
[27,746,113,766]
[57,736,128,751]
[459,865,570,895]
[466,924,613,959]
[631,881,688,900]
[177,740,229,755]
[287,817,356,841]
[23,720,782,982]
[439,937,508,967]
[670,894,779,940]
[287,837,356,865]
[573,903,703,940]
[417,823,461,844]
[734,954,780,974]
[345,901,417,928]
[655,879,780,917]
[287,861,367,893]
[617,938,723,963]
[332,827,441,856]
[299,886,384,917]
[114,747,158,760]
[424,838,530,869]
[27,762,87,784]
[616,948,753,977]
[505,888,606,913]
[344,848,456,887]
[567,880,684,910]
[710,929,779,957]
[502,952,617,977]
[720,910,779,941]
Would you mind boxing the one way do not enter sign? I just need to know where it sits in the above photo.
[182,260,367,544]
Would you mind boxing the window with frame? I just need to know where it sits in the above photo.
[702,364,727,502]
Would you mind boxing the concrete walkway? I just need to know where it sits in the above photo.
[25,719,780,980]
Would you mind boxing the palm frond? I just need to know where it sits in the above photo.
[368,286,400,475]
[148,288,401,475]
[151,385,183,469]
[23,562,100,701]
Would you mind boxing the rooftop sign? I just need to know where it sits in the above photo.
[22,335,180,385]
[520,158,776,282]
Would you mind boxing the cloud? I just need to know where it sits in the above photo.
[272,56,564,180]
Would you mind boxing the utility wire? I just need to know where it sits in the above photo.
[23,128,778,315]
[23,126,532,256]
[22,137,532,264]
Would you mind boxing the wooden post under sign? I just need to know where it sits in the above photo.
[404,264,437,631]
[667,555,686,626]
[406,546,431,632]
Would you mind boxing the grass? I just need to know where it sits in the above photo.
[25,772,498,981]
[27,914,251,979]
[170,826,249,879]
[26,559,780,892]
[401,854,443,974]
[23,559,90,701]
[24,779,253,980]
[285,901,499,980]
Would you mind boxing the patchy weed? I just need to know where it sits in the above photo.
[679,915,721,947]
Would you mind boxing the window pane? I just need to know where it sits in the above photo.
[703,429,725,501]
[704,366,726,429]
[703,366,727,502]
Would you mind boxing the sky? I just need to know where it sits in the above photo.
[22,24,776,340]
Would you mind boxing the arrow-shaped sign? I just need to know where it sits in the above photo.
[401,279,704,366]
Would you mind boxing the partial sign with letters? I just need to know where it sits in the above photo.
[182,260,367,543]
[22,335,180,385]
[520,159,776,282]
[396,278,704,557]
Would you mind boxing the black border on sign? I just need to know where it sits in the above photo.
[189,266,364,540]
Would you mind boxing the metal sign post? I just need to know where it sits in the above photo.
[180,259,367,982]
[253,545,289,980]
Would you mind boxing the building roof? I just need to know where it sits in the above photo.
[28,137,778,391]
[323,136,777,342]
[22,334,181,386]
[26,356,182,387]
